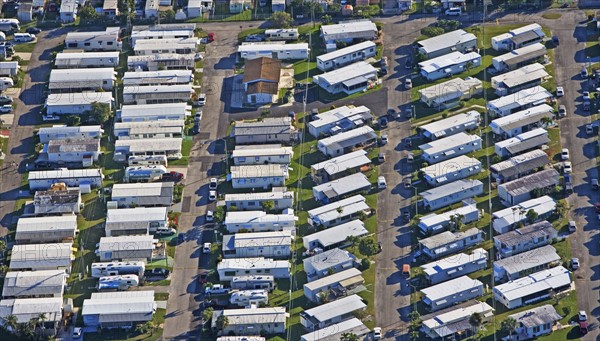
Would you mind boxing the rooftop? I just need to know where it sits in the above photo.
[224,231,293,251]
[122,84,193,95]
[421,276,483,301]
[421,179,483,203]
[303,220,368,249]
[29,168,103,180]
[419,77,483,101]
[419,51,481,73]
[230,164,288,179]
[318,125,377,148]
[232,144,293,158]
[303,248,356,273]
[224,211,297,225]
[112,182,174,198]
[508,304,562,328]
[9,243,73,270]
[317,41,376,62]
[418,203,479,229]
[491,104,554,131]
[417,29,477,54]
[243,57,282,83]
[34,189,80,205]
[307,195,369,221]
[422,155,481,178]
[495,245,560,274]
[120,103,190,118]
[65,27,119,41]
[303,268,363,292]
[234,117,292,136]
[215,306,287,325]
[421,248,488,278]
[133,37,198,50]
[320,20,377,37]
[498,168,559,197]
[493,220,556,247]
[490,149,549,177]
[314,61,377,85]
[493,266,571,301]
[300,318,369,341]
[309,105,372,129]
[313,172,371,199]
[97,235,156,253]
[487,86,552,111]
[301,294,365,322]
[16,215,77,233]
[106,207,168,224]
[419,132,481,156]
[238,42,309,53]
[2,270,67,298]
[225,189,294,202]
[218,257,290,271]
[311,149,371,176]
[83,290,156,316]
[491,63,549,88]
[420,111,480,137]
[493,43,546,65]
[49,68,115,82]
[122,69,193,84]
[421,301,494,337]
[420,228,481,250]
[46,138,100,153]
[115,138,182,153]
[0,297,63,323]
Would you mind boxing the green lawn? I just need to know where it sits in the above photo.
[169,137,193,166]
[13,42,36,53]
[292,61,318,83]
[0,137,7,167]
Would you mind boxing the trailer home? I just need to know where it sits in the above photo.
[217,257,291,281]
[229,164,289,189]
[307,195,370,228]
[308,105,373,138]
[418,202,480,235]
[9,243,74,272]
[222,231,293,259]
[495,128,550,158]
[303,268,364,303]
[237,42,310,60]
[310,149,372,184]
[303,248,358,282]
[82,291,157,328]
[96,235,163,261]
[486,86,552,117]
[419,51,482,81]
[419,77,483,109]
[229,290,269,307]
[231,144,293,165]
[417,29,477,59]
[131,24,195,46]
[300,295,366,330]
[316,41,376,71]
[224,189,294,212]
[28,168,103,191]
[45,92,113,115]
[122,84,193,105]
[420,111,480,140]
[113,120,184,140]
[38,125,103,144]
[497,168,559,206]
[312,173,371,204]
[111,182,174,208]
[492,43,547,72]
[313,61,378,95]
[211,307,287,336]
[420,301,495,339]
[491,24,545,52]
[419,132,482,164]
[490,149,550,183]
[320,20,378,44]
[422,155,482,187]
[65,27,120,51]
[317,126,378,157]
[490,104,554,138]
[302,219,368,251]
[494,220,558,258]
[2,270,67,299]
[133,38,198,55]
[15,215,77,244]
[419,228,484,259]
[224,210,297,234]
[127,53,195,71]
[493,245,560,283]
[54,51,120,69]
[118,103,191,122]
[49,68,116,92]
[265,28,299,40]
[230,275,275,291]
[105,206,169,236]
[492,196,556,234]
[122,70,193,86]
[491,63,549,96]
[90,261,145,278]
[421,276,485,311]
[33,189,82,215]
[421,248,488,285]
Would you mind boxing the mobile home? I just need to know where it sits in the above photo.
[489,104,554,138]
[310,149,372,184]
[28,168,103,191]
[420,111,480,140]
[2,270,67,299]
[492,43,547,72]
[417,29,477,59]
[492,196,556,234]
[33,189,82,215]
[497,168,559,206]
[96,235,163,261]
[422,155,482,187]
[418,202,480,235]
[419,51,482,81]
[233,117,294,145]
[494,220,558,258]
[133,38,198,55]
[316,41,376,72]
[64,27,120,51]
[49,68,116,92]
[419,77,483,109]
[90,261,145,278]
[308,105,373,138]
[111,182,174,208]
[131,24,195,46]
[82,291,157,328]
[9,243,74,272]
[303,268,364,303]
[320,20,378,44]
[224,210,297,234]
[230,275,275,291]
[493,245,560,283]
[217,257,291,281]
[113,120,184,140]
[419,132,482,164]
[122,70,193,86]
[421,276,484,311]
[307,195,370,228]
[303,248,358,282]
[300,295,366,330]
[490,149,550,183]
[229,164,289,189]
[486,86,553,117]
[45,92,113,115]
[222,231,293,259]
[224,189,294,211]
[421,179,484,211]
[312,173,371,204]
[313,61,378,95]
[211,307,287,336]
[495,128,549,158]
[231,144,293,165]
[105,206,169,236]
[491,24,545,52]
[54,51,120,69]
[265,28,299,40]
[118,103,191,122]
[506,305,562,339]
[421,301,495,339]
[38,125,103,144]
[302,219,368,251]
[123,84,193,105]
[421,248,488,285]
[15,215,77,244]
[237,42,310,61]
[127,53,195,71]
[419,228,484,259]
[317,126,378,157]
[114,138,183,160]
[491,63,549,96]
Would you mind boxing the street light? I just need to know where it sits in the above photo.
[412,185,418,218]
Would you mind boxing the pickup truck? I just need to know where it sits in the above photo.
[205,284,231,295]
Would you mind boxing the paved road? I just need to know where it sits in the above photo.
[551,11,600,341]
[0,28,69,235]
[374,15,436,340]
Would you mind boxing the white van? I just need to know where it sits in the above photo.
[0,77,13,91]
[378,176,387,189]
[14,33,34,42]
[445,7,462,16]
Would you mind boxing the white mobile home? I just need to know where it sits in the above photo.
[491,63,549,96]
[127,53,195,71]
[231,144,293,165]
[229,290,269,307]
[33,189,81,215]
[217,257,291,281]
[418,202,480,235]
[54,51,120,69]
[419,228,483,259]
[211,307,287,336]
[224,189,294,211]
[303,248,358,282]
[300,295,366,330]
[308,105,373,138]
[224,210,297,234]
[38,125,103,144]
[0,61,19,76]
[144,0,159,18]
[105,207,169,236]
[97,274,140,291]
[113,120,184,140]
[420,301,495,339]
[131,24,196,46]
[59,0,78,23]
[15,215,77,244]
[234,117,294,145]
[320,20,378,44]
[111,182,174,208]
[271,0,285,11]
[65,28,120,51]
[9,243,74,272]
[316,41,376,71]
[493,245,560,283]
[421,179,484,211]
[507,305,562,339]
[49,68,116,92]
[422,155,482,187]
[421,248,488,285]
[491,24,545,51]
[237,42,310,61]
[313,173,371,204]
[311,149,372,184]
[419,77,483,109]
[96,235,162,261]
[490,104,554,138]
[420,111,480,140]
[497,168,559,206]
[421,276,484,311]
[45,92,113,116]
[82,291,157,328]
[28,168,103,191]
[419,132,482,164]
[493,266,571,309]
[417,29,477,59]
[265,28,299,41]
[229,0,245,13]
[490,149,550,183]
[495,128,549,158]
[223,231,292,259]
[229,164,289,189]
[303,219,368,251]
[123,84,193,105]
[317,126,378,157]
[419,52,482,81]
[301,318,370,341]
[187,0,203,18]
[492,43,547,72]
[230,275,275,291]
[133,38,198,56]
[122,70,193,86]
[307,195,370,228]
[487,86,553,117]
[102,0,119,18]
[118,103,191,122]
[0,297,63,330]
[2,270,67,298]
[90,261,145,278]
[44,138,101,165]
[303,268,364,303]
[494,220,558,258]
[492,196,556,234]
[313,61,378,95]
[114,138,183,160]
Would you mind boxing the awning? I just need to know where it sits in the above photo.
[339,275,365,288]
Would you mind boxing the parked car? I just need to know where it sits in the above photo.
[405,78,412,89]
[583,91,591,101]
[378,152,386,163]
[73,327,82,339]
[209,178,218,189]
[571,257,580,270]
[198,271,209,284]
[203,242,212,253]
[0,95,12,105]
[445,7,462,15]
[245,34,264,42]
[373,327,382,340]
[198,93,206,106]
[592,178,599,190]
[0,105,12,113]
[380,134,388,145]
[587,124,594,135]
[561,148,570,160]
[145,268,170,280]
[205,284,230,295]
[162,171,184,182]
[26,27,41,34]
[552,35,559,45]
[156,228,176,236]
[563,161,572,174]
[558,105,567,117]
[378,176,387,189]
[207,32,215,42]
[209,190,217,201]
[569,221,577,232]
[379,117,388,128]
[42,114,59,121]
[195,111,203,122]
[206,210,214,222]
[556,86,564,97]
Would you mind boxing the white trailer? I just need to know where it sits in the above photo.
[90,261,145,278]
[229,289,269,307]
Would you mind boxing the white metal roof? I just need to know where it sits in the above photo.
[311,149,371,176]
[16,215,77,233]
[122,70,193,85]
[493,43,546,63]
[418,204,479,229]
[106,207,168,224]
[238,42,309,53]
[302,294,365,322]
[421,179,483,203]
[218,257,290,271]
[230,164,288,179]
[492,195,556,228]
[265,28,298,35]
[0,297,63,323]
[224,210,297,225]
[315,61,377,85]
[417,29,477,54]
[491,63,549,88]
[421,276,483,301]
[97,235,156,253]
[302,220,368,249]
[225,230,293,250]
[133,38,198,50]
[493,266,571,301]
[122,84,193,95]
[419,132,481,156]
[65,27,119,41]
[421,301,494,333]
[321,20,377,37]
[29,168,103,180]
[120,103,190,118]
[313,172,371,198]
[114,120,184,130]
[225,190,294,202]
[420,111,480,137]
[307,195,369,222]
[490,104,554,132]
[49,68,115,82]
[494,245,560,275]
[112,182,174,198]
[317,41,376,63]
[217,306,287,325]
[422,155,481,178]
[2,270,67,298]
[301,318,369,341]
[115,138,182,153]
[421,248,488,278]
[46,92,113,106]
[419,77,482,101]
[419,228,481,251]
[55,51,120,61]
[232,145,293,158]
[303,248,356,273]
[9,243,73,270]
[318,125,377,147]
[309,105,372,129]
[83,290,156,315]
[487,86,552,112]
[419,51,481,73]
[303,268,363,292]
[495,128,548,150]
[507,304,562,329]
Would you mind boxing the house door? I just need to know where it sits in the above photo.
[250,95,256,103]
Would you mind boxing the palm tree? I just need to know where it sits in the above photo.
[469,312,483,334]
[144,321,155,336]
[541,116,553,125]
[465,61,474,75]
[450,213,464,230]
[201,307,214,327]
[501,317,518,340]
[135,323,149,335]
[215,315,229,332]
[340,332,359,341]
[0,239,6,259]
[2,314,18,333]
[35,313,46,335]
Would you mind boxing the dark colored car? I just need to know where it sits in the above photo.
[162,171,184,182]
[26,27,41,34]
[198,271,209,284]
[178,232,185,243]
[0,95,12,105]
[552,35,559,45]
[144,268,170,280]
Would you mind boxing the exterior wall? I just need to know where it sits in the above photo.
[422,233,483,259]
[419,39,477,59]
[231,175,286,189]
[47,150,100,164]
[235,134,291,145]
[246,92,276,104]
[65,36,119,52]
[420,56,482,81]
[217,266,290,281]
[422,139,482,164]
[227,244,291,259]
[232,154,292,165]
[225,196,294,211]
[29,176,102,191]
[123,92,191,105]
[224,219,296,233]
[98,249,153,261]
[317,45,377,71]
[16,229,76,244]
[426,285,484,311]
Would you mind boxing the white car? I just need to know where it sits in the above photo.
[579,310,588,321]
[561,148,569,160]
[378,176,387,189]
[195,111,203,122]
[558,105,567,117]
[209,178,218,190]
[556,86,564,97]
[572,258,580,270]
[73,327,82,339]
[205,284,230,295]
[587,124,594,135]
[198,93,206,106]
[42,114,59,121]
[583,91,591,101]
[563,161,572,174]
[0,105,12,113]
[445,7,461,16]
[373,327,382,340]
[380,134,388,145]
[405,78,412,89]
[206,210,214,222]
[203,242,212,253]
[209,190,217,201]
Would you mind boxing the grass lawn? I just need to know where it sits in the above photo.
[13,42,36,53]
[542,12,562,19]
[0,137,7,167]
[292,60,318,83]
[169,137,193,166]
[155,292,170,301]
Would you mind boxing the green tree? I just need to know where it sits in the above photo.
[318,290,330,304]
[64,115,81,126]
[358,238,379,256]
[541,116,553,125]
[501,317,517,339]
[420,26,444,37]
[83,102,111,124]
[0,239,6,259]
[135,322,149,335]
[340,332,359,341]
[465,61,474,75]
[449,213,464,230]
[2,314,18,333]
[261,200,275,213]
[555,200,567,218]
[526,209,538,223]
[214,206,225,222]
[360,258,370,270]
[269,12,293,28]
[160,9,176,23]
[202,307,214,326]
[215,315,229,331]
[469,312,483,332]
[345,235,360,247]
[79,6,100,21]
[322,14,332,24]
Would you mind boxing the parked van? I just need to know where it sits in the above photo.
[0,77,13,91]
[14,33,35,42]
[229,289,269,307]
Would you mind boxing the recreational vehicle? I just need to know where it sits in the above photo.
[90,261,145,278]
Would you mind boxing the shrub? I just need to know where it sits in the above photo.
[361,258,371,270]
[420,26,444,38]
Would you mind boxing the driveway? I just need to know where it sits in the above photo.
[0,27,70,235]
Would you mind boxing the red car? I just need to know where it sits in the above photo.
[207,32,215,42]
[162,171,184,182]
[595,203,600,212]
[198,271,209,284]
